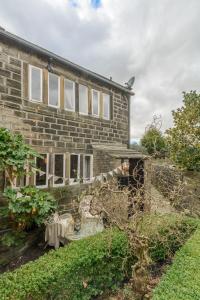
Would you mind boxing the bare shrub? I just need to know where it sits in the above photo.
[84,176,152,300]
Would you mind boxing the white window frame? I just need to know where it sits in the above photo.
[92,89,100,117]
[48,73,60,108]
[29,65,43,102]
[13,174,29,190]
[103,93,110,120]
[34,153,49,188]
[69,153,80,184]
[53,153,65,187]
[83,154,93,182]
[79,84,88,115]
[64,78,75,112]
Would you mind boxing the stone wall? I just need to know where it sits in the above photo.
[152,162,200,216]
[0,39,131,216]
[0,41,129,154]
[93,149,121,176]
[152,163,183,198]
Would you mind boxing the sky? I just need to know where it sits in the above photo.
[0,0,200,142]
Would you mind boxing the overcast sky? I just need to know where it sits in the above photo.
[0,0,200,142]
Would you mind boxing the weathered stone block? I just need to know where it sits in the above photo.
[28,113,43,121]
[9,57,21,67]
[6,78,21,90]
[45,116,56,123]
[0,68,11,78]
[31,139,43,146]
[37,121,50,128]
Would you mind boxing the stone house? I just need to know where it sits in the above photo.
[0,28,148,196]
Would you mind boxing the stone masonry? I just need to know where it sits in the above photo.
[0,31,131,186]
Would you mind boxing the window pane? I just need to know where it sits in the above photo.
[31,67,42,101]
[70,155,79,179]
[84,156,91,179]
[64,80,75,111]
[92,90,99,116]
[49,73,59,107]
[15,175,26,188]
[103,94,110,119]
[79,84,88,114]
[54,154,64,185]
[36,154,48,186]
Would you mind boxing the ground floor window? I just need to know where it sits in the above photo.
[70,154,80,182]
[14,175,27,188]
[35,154,48,188]
[83,155,93,181]
[10,152,94,189]
[53,154,65,187]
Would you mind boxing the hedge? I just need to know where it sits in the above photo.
[0,229,132,300]
[140,213,199,262]
[153,226,200,300]
[0,214,198,300]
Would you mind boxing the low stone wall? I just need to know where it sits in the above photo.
[152,162,200,216]
[152,163,183,198]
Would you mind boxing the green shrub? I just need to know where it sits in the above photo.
[3,186,57,230]
[0,229,132,300]
[152,226,200,300]
[0,214,198,300]
[0,231,27,247]
[141,127,166,156]
[138,213,198,262]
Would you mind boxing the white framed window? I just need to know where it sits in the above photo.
[64,79,75,112]
[13,174,29,189]
[35,154,49,188]
[53,154,65,187]
[92,89,100,117]
[103,93,110,120]
[83,155,93,181]
[29,65,43,102]
[70,154,80,183]
[79,84,88,115]
[48,73,60,108]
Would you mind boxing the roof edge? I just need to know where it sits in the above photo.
[0,29,134,96]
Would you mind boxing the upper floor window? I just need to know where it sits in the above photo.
[48,73,60,108]
[103,93,110,120]
[92,89,100,117]
[29,65,42,102]
[79,84,88,115]
[64,79,75,112]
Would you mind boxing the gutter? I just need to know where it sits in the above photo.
[0,28,134,96]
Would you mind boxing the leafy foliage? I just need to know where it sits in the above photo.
[0,229,132,300]
[139,213,198,262]
[166,91,200,171]
[141,127,166,156]
[3,186,57,230]
[0,128,39,186]
[0,231,27,247]
[153,226,200,300]
[0,215,197,300]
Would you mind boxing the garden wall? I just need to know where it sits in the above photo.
[152,162,200,216]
